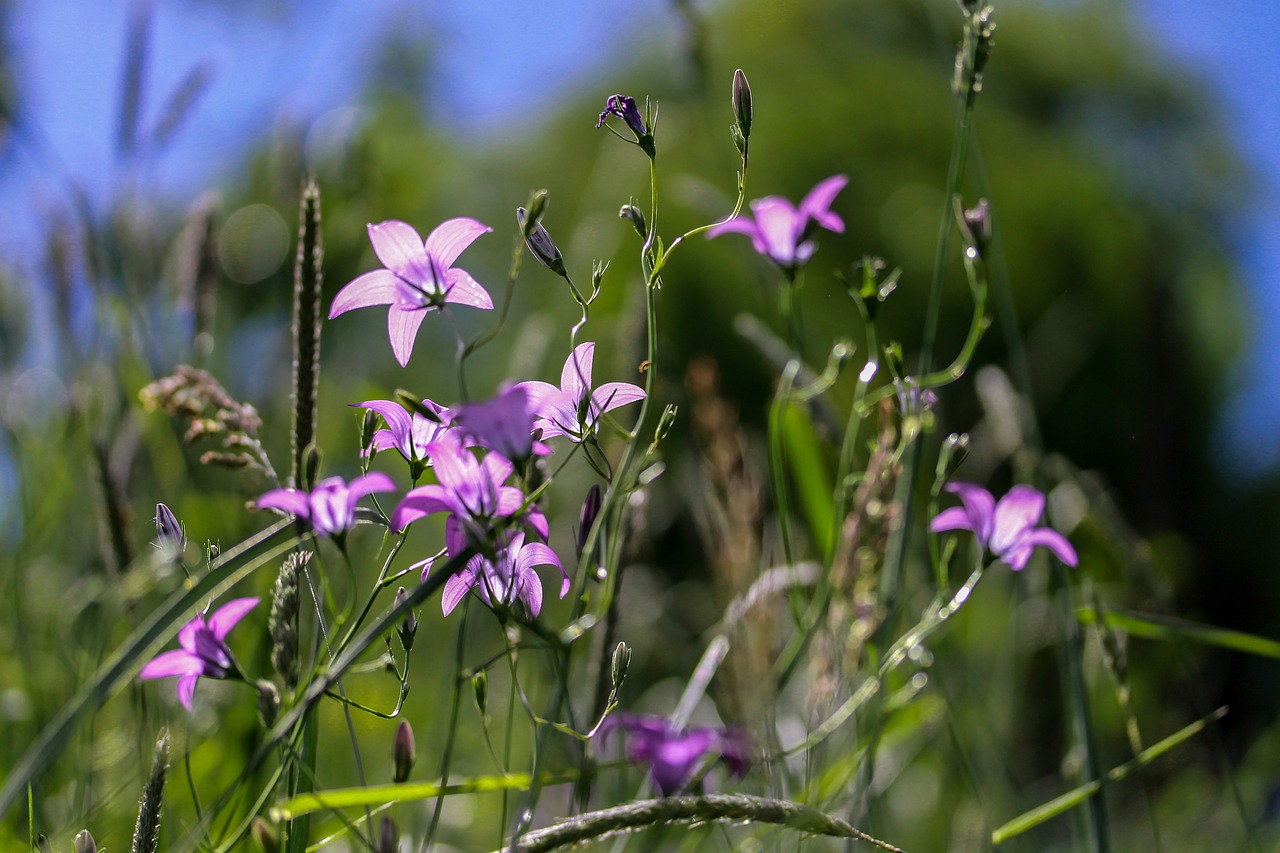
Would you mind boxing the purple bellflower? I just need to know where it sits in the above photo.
[452,385,551,461]
[597,94,654,156]
[432,528,567,618]
[257,472,396,539]
[354,398,453,466]
[329,218,494,367]
[517,342,646,443]
[390,439,548,553]
[930,482,1078,570]
[139,597,258,710]
[707,175,848,274]
[606,714,750,796]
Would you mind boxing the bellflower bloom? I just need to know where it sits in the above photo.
[606,714,750,796]
[354,398,453,466]
[452,385,551,460]
[257,472,396,539]
[707,175,848,274]
[931,482,1078,570]
[390,439,548,551]
[329,218,494,367]
[435,529,567,618]
[139,598,258,710]
[517,342,646,442]
[597,94,655,156]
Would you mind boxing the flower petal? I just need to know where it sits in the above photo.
[387,305,428,367]
[590,382,646,417]
[139,649,204,680]
[256,488,312,520]
[705,217,761,242]
[749,197,802,265]
[442,571,478,616]
[443,268,493,310]
[560,342,595,403]
[329,269,401,317]
[799,174,849,232]
[177,673,200,711]
[345,471,397,508]
[929,506,977,534]
[424,217,492,269]
[390,486,451,532]
[1015,527,1079,568]
[354,400,413,450]
[518,567,543,618]
[990,485,1046,557]
[943,482,997,547]
[368,220,428,279]
[208,597,259,641]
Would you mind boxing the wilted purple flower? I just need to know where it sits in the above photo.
[930,482,1078,571]
[435,529,567,619]
[257,472,396,539]
[452,385,550,460]
[517,342,646,443]
[390,439,548,551]
[606,714,750,796]
[707,175,848,274]
[329,218,494,367]
[597,94,655,156]
[139,598,258,710]
[354,398,453,466]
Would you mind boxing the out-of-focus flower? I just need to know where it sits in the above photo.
[707,175,848,274]
[452,385,550,461]
[139,598,258,710]
[257,472,396,540]
[597,94,655,156]
[930,482,1078,570]
[329,219,493,367]
[391,440,548,551]
[393,720,415,782]
[517,342,645,443]
[354,398,453,467]
[435,529,567,618]
[606,713,749,796]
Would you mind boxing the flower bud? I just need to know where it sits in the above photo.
[619,204,647,240]
[73,830,97,853]
[154,503,186,563]
[516,206,568,278]
[577,484,603,557]
[597,94,655,157]
[611,641,632,687]
[393,720,416,783]
[377,817,398,853]
[523,188,549,233]
[360,408,379,454]
[472,669,488,717]
[731,69,752,140]
[395,586,417,652]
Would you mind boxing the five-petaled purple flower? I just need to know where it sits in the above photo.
[329,219,494,367]
[355,398,453,467]
[930,482,1078,571]
[606,713,750,796]
[257,472,396,540]
[517,342,646,443]
[431,528,567,619]
[391,439,548,552]
[139,598,258,710]
[707,175,848,274]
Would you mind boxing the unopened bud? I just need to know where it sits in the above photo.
[577,484,603,556]
[611,641,632,687]
[731,69,752,140]
[619,204,647,239]
[395,586,417,651]
[73,830,97,853]
[516,206,568,278]
[252,817,280,853]
[393,720,416,782]
[377,817,398,853]
[361,408,379,454]
[302,443,322,492]
[472,670,488,717]
[524,189,549,232]
[256,679,280,728]
[154,503,186,563]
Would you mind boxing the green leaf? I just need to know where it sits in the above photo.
[1077,607,1280,659]
[780,401,836,558]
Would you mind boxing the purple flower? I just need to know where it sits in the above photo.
[434,529,567,618]
[354,398,453,466]
[452,385,551,461]
[707,175,848,273]
[390,439,548,551]
[139,598,258,710]
[597,94,655,156]
[606,714,750,796]
[930,482,1078,571]
[329,218,494,367]
[516,342,646,442]
[257,472,397,539]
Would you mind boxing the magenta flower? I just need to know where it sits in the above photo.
[329,218,494,367]
[139,598,258,710]
[516,342,646,442]
[707,175,848,273]
[433,529,567,618]
[452,385,551,461]
[390,439,548,551]
[354,398,453,466]
[257,472,396,539]
[606,714,749,796]
[930,482,1078,570]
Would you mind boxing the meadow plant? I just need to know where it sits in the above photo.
[6,3,1267,851]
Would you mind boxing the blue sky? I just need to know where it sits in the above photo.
[3,0,1277,472]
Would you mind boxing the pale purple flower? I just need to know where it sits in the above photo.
[605,714,750,796]
[707,175,848,273]
[354,398,453,466]
[452,385,551,460]
[516,342,646,442]
[930,482,1078,570]
[434,528,567,618]
[257,472,396,539]
[329,218,494,367]
[139,597,258,710]
[390,439,548,551]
